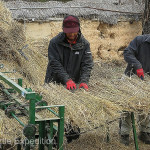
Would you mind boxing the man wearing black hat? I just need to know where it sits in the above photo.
[45,15,93,90]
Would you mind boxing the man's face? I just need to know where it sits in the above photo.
[66,32,78,41]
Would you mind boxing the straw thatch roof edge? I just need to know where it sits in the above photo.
[4,0,144,24]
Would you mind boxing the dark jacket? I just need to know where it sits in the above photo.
[124,34,150,76]
[45,32,93,84]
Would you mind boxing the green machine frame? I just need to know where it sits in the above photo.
[0,72,65,150]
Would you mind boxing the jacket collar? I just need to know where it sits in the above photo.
[58,32,85,50]
[58,32,82,42]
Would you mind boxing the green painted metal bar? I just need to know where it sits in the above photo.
[18,78,22,87]
[7,88,16,93]
[4,89,41,118]
[0,72,36,100]
[39,121,45,150]
[47,108,59,117]
[131,112,139,150]
[29,99,35,124]
[2,88,29,123]
[36,106,65,117]
[1,72,15,73]
[12,113,25,127]
[3,105,25,127]
[0,72,27,94]
[2,92,24,127]
[4,91,38,118]
[8,94,41,120]
[36,106,62,117]
[57,106,65,150]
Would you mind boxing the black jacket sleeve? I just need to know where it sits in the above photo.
[79,41,94,84]
[47,41,70,83]
[124,36,143,70]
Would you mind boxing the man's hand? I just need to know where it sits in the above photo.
[136,68,144,79]
[79,83,88,90]
[66,79,76,90]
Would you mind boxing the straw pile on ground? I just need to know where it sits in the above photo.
[1,1,150,150]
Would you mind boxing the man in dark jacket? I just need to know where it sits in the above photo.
[124,34,150,78]
[120,34,150,146]
[45,15,93,90]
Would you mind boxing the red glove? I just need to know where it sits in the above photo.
[79,83,88,90]
[66,79,76,90]
[136,68,144,78]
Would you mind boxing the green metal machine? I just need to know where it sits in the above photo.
[0,71,65,150]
